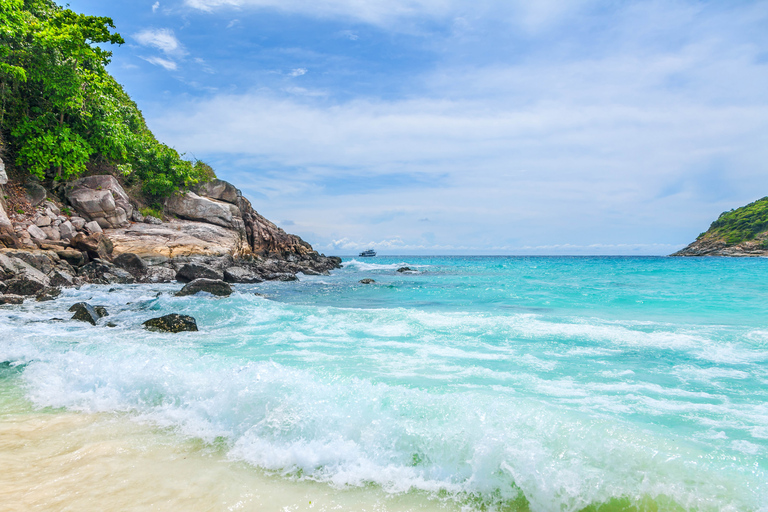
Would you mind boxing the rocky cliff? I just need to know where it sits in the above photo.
[0,160,340,302]
[672,197,768,257]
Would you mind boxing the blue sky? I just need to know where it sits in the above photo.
[66,0,768,255]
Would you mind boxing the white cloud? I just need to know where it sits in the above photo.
[134,28,185,57]
[152,1,160,13]
[142,56,178,70]
[289,68,307,77]
[181,0,579,31]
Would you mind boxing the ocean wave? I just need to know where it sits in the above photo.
[342,259,429,271]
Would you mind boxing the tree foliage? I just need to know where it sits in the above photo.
[704,197,768,245]
[0,0,211,196]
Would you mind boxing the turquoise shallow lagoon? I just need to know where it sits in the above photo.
[1,256,767,511]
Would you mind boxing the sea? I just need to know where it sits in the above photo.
[1,256,767,512]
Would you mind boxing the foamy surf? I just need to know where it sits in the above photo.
[1,256,767,511]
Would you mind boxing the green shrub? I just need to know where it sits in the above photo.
[139,206,163,220]
[706,197,768,246]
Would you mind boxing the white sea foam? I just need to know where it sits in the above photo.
[2,282,767,512]
[342,259,429,271]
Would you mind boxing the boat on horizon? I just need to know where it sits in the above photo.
[359,249,376,257]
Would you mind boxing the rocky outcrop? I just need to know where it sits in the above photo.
[65,175,133,229]
[671,236,768,257]
[0,173,341,295]
[175,278,233,297]
[143,314,198,333]
[69,302,108,325]
[165,192,243,231]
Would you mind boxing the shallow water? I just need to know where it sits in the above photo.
[1,256,767,511]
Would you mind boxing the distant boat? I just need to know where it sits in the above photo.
[359,249,376,257]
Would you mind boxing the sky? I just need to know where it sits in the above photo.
[65,0,768,255]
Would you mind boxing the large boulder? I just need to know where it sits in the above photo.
[56,249,87,267]
[223,266,263,283]
[69,302,108,325]
[175,262,223,282]
[65,175,133,229]
[113,252,148,277]
[78,260,134,284]
[0,157,7,185]
[0,294,24,305]
[194,179,241,204]
[165,192,243,231]
[143,314,198,333]
[175,278,232,297]
[72,232,113,261]
[24,182,47,206]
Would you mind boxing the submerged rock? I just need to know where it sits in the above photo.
[69,302,108,325]
[175,278,233,297]
[360,278,375,284]
[143,313,198,333]
[397,267,414,273]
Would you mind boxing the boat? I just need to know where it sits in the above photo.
[359,249,376,257]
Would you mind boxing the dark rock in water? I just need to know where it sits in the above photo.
[113,252,148,277]
[56,249,87,267]
[360,278,375,284]
[36,288,62,302]
[175,278,233,297]
[175,263,224,283]
[223,266,263,283]
[397,267,413,273]
[0,294,25,305]
[94,306,109,317]
[300,268,321,276]
[106,322,117,328]
[69,302,103,325]
[263,272,297,282]
[143,314,198,333]
[48,269,75,288]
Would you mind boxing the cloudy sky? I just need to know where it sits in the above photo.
[67,0,768,255]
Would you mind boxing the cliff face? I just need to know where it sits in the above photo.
[672,197,768,257]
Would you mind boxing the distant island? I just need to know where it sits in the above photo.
[672,197,768,257]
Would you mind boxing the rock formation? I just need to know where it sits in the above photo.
[0,170,341,303]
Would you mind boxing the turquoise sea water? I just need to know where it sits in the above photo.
[1,256,767,511]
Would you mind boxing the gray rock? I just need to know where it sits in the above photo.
[84,221,103,234]
[264,272,298,282]
[56,249,87,267]
[223,266,263,283]
[144,266,177,283]
[143,314,198,333]
[24,182,47,206]
[0,294,24,305]
[78,260,134,284]
[27,224,47,240]
[175,262,224,283]
[0,201,12,235]
[59,221,76,240]
[175,278,233,297]
[70,217,87,230]
[195,179,241,205]
[72,233,113,260]
[165,192,242,230]
[65,175,133,228]
[43,201,61,216]
[36,288,62,302]
[144,215,162,225]
[69,302,106,325]
[48,269,75,287]
[4,262,50,295]
[41,226,60,241]
[360,278,375,284]
[35,215,52,227]
[397,267,414,273]
[113,252,148,277]
[0,157,7,185]
[131,209,145,222]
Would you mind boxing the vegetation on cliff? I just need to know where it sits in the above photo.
[698,197,768,246]
[0,0,210,197]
